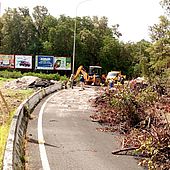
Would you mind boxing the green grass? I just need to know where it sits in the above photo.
[0,116,13,168]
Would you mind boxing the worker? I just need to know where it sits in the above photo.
[108,79,114,89]
[129,78,137,91]
[79,74,85,90]
[118,74,124,85]
[101,74,106,84]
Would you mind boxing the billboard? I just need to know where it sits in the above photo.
[54,57,71,70]
[35,55,54,70]
[15,55,32,69]
[0,54,15,68]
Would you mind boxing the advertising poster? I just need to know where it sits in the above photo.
[15,55,32,69]
[35,55,54,70]
[54,57,71,70]
[66,57,71,70]
[0,54,15,68]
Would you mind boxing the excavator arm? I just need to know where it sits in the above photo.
[74,65,88,80]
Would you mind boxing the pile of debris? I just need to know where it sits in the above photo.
[4,76,55,90]
[90,87,170,169]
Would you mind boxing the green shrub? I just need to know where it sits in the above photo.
[136,87,158,105]
[0,70,22,79]
[23,72,63,80]
[110,88,145,127]
[0,70,69,81]
[60,75,69,81]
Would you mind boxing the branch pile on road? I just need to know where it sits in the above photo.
[90,87,170,170]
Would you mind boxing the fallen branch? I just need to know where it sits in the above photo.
[112,147,138,155]
[0,90,10,115]
[162,110,170,130]
[90,118,101,122]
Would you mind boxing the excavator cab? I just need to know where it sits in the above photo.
[88,66,102,77]
[87,66,102,85]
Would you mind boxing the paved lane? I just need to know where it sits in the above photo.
[27,86,144,170]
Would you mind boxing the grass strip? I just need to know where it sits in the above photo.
[0,116,13,168]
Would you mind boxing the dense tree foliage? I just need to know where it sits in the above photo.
[147,16,170,85]
[146,2,170,87]
[0,3,169,83]
[0,6,133,76]
[161,0,170,15]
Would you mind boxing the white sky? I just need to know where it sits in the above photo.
[0,0,165,42]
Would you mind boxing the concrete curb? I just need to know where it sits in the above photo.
[2,83,63,170]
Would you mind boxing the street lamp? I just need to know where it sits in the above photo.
[71,0,91,88]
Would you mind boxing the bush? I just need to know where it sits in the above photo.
[59,75,69,81]
[112,89,141,124]
[0,70,22,79]
[0,70,69,81]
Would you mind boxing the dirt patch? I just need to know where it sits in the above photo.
[0,78,35,124]
[0,76,56,124]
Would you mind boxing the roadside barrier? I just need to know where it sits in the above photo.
[2,83,62,170]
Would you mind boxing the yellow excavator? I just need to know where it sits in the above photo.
[74,65,104,86]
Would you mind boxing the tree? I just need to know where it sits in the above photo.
[41,15,58,54]
[161,0,170,16]
[129,40,151,78]
[74,16,114,69]
[0,8,26,54]
[0,18,3,48]
[18,7,38,54]
[99,36,121,72]
[78,28,98,65]
[147,15,170,85]
[48,15,74,56]
[32,6,49,41]
[0,7,38,54]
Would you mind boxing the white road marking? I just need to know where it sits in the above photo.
[38,92,57,170]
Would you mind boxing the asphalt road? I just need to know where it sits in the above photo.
[26,86,144,170]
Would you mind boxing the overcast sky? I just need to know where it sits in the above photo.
[0,0,165,42]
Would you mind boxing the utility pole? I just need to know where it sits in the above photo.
[71,0,91,88]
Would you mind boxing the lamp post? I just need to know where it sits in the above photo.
[71,0,91,88]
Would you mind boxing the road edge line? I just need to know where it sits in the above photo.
[38,92,57,170]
